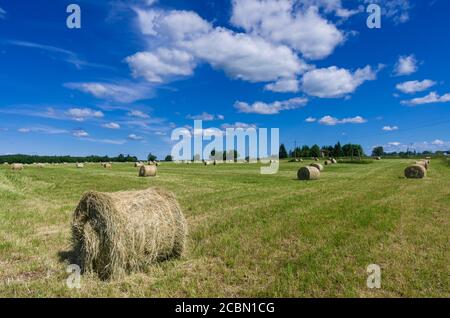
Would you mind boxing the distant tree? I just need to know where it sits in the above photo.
[300,145,310,157]
[372,146,384,157]
[147,153,157,162]
[165,155,173,162]
[333,142,343,158]
[311,144,321,158]
[279,144,288,159]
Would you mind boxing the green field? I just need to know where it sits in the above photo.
[0,159,448,297]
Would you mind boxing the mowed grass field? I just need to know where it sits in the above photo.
[0,159,449,297]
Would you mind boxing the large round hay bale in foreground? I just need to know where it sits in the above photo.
[298,166,320,180]
[139,165,157,177]
[71,188,187,280]
[310,163,324,171]
[405,165,427,179]
[415,160,429,170]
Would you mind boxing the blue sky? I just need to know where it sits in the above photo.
[0,0,449,159]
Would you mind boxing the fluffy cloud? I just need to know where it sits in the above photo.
[432,139,444,145]
[127,110,150,118]
[126,48,196,83]
[385,140,450,153]
[230,0,345,60]
[128,134,144,141]
[318,115,367,125]
[301,65,377,98]
[128,7,308,87]
[186,112,224,121]
[101,122,121,129]
[383,125,399,131]
[72,129,89,138]
[396,79,436,94]
[65,108,104,121]
[401,92,450,106]
[265,78,300,93]
[234,97,308,115]
[394,55,418,76]
[305,117,317,122]
[388,142,402,147]
[64,82,152,103]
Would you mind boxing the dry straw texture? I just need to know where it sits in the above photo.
[102,163,112,169]
[71,188,187,280]
[415,160,429,170]
[298,166,320,180]
[139,165,157,177]
[310,163,324,171]
[405,164,427,179]
[76,163,84,168]
[11,163,24,170]
[324,160,332,165]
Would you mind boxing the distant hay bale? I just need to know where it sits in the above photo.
[102,163,112,169]
[376,157,381,160]
[3,162,9,165]
[331,158,337,164]
[71,188,187,280]
[37,163,45,168]
[76,163,84,169]
[297,166,320,180]
[314,157,319,161]
[139,165,157,177]
[310,163,324,171]
[415,160,429,170]
[134,162,143,168]
[204,161,211,166]
[324,160,332,166]
[405,164,427,179]
[11,163,24,170]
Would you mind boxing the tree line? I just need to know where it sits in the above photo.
[279,142,364,159]
[0,154,138,164]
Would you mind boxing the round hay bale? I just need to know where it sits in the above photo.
[3,162,9,165]
[11,163,24,170]
[37,163,45,168]
[405,164,427,179]
[134,162,143,168]
[331,158,337,164]
[204,161,211,166]
[139,165,157,177]
[314,157,319,161]
[297,166,320,180]
[415,160,429,170]
[76,163,84,169]
[310,163,324,171]
[324,160,332,166]
[71,188,187,280]
[102,163,112,169]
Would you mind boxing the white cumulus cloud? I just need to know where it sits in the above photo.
[230,0,345,60]
[394,55,418,76]
[401,92,450,106]
[396,79,436,94]
[234,97,308,115]
[66,108,104,121]
[101,122,121,129]
[383,125,399,131]
[318,115,367,125]
[301,65,378,98]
